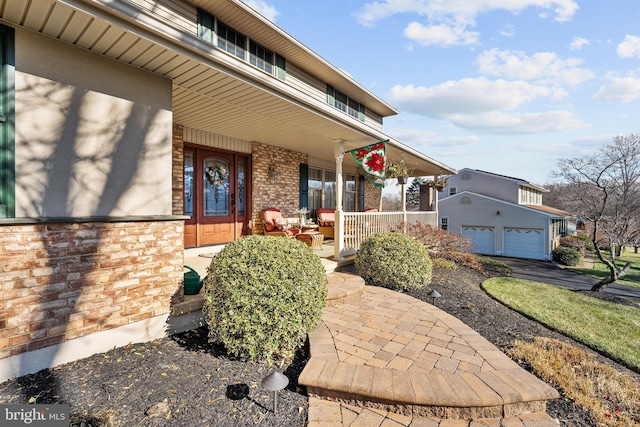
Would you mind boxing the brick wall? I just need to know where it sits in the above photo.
[172,125,184,216]
[251,142,307,233]
[0,220,184,360]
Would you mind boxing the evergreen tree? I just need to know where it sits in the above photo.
[406,177,427,210]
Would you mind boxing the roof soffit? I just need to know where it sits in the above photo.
[5,0,454,175]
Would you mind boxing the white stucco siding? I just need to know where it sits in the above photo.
[14,27,173,218]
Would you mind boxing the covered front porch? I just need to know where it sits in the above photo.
[172,208,436,333]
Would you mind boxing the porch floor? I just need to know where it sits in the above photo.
[183,240,350,280]
[175,241,353,318]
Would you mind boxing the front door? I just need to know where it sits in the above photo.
[184,148,249,247]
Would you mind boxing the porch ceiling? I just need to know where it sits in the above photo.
[3,0,455,177]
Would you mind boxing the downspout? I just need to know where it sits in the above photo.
[334,140,345,261]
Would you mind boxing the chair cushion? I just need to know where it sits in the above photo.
[285,228,301,236]
[262,208,282,232]
[317,208,335,226]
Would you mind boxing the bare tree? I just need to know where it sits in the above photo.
[541,182,570,210]
[553,134,640,291]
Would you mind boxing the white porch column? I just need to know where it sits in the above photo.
[433,175,439,227]
[402,181,407,233]
[334,140,345,260]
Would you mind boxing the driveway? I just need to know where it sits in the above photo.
[493,257,640,301]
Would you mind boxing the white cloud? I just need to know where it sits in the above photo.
[569,37,590,51]
[356,1,577,48]
[404,22,480,46]
[450,111,587,134]
[499,24,516,37]
[386,78,585,134]
[617,35,640,58]
[356,0,578,26]
[387,128,479,147]
[387,78,566,118]
[593,72,640,102]
[242,0,279,22]
[476,49,594,86]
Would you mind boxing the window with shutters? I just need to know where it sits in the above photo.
[196,9,286,80]
[327,85,365,121]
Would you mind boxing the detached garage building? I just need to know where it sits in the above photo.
[439,169,570,261]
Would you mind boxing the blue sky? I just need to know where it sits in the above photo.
[243,0,640,186]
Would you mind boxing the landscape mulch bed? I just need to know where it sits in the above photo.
[1,265,638,426]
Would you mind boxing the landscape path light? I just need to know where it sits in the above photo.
[261,370,289,414]
[428,289,441,306]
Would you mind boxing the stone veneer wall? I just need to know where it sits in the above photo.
[172,125,185,216]
[251,142,307,233]
[0,220,184,361]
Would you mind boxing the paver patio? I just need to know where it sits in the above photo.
[301,272,561,426]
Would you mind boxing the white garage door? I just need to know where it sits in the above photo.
[462,226,495,255]
[503,228,545,260]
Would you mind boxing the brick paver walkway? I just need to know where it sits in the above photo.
[300,273,561,426]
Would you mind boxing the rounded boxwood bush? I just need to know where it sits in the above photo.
[552,246,582,266]
[355,232,432,291]
[202,235,328,362]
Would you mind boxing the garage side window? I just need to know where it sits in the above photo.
[440,217,448,230]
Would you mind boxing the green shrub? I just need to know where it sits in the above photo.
[355,232,432,291]
[559,235,587,255]
[202,236,328,362]
[433,258,457,270]
[552,246,582,266]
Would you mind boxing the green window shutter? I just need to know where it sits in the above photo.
[299,163,308,208]
[327,85,335,107]
[0,25,14,218]
[359,103,365,122]
[275,54,286,80]
[197,9,215,44]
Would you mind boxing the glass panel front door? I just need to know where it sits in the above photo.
[183,148,249,247]
[203,157,230,217]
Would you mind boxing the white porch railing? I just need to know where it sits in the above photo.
[342,211,438,252]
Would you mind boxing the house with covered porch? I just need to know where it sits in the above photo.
[0,0,454,380]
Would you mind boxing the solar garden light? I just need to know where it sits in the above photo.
[261,371,289,414]
[428,289,441,306]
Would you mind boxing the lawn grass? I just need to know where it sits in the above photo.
[509,337,640,427]
[568,249,640,289]
[483,277,640,371]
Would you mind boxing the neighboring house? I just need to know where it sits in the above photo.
[438,169,570,261]
[0,0,454,380]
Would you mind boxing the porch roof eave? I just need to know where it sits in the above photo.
[16,0,455,177]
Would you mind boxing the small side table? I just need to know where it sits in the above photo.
[300,224,319,232]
